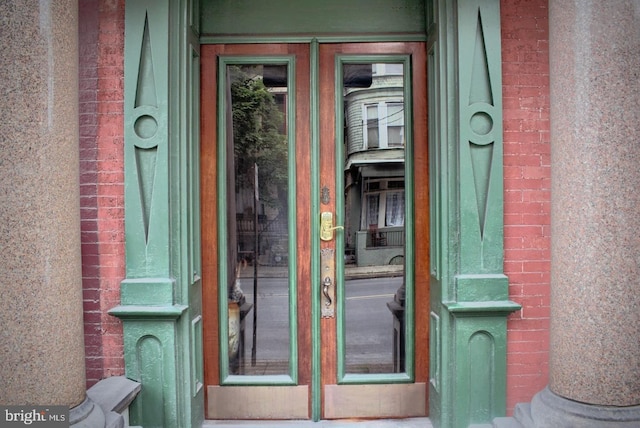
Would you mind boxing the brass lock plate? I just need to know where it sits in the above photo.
[320,248,335,318]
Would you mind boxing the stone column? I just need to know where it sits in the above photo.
[0,1,103,425]
[511,1,640,426]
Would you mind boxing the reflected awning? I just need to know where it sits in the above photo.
[344,148,405,173]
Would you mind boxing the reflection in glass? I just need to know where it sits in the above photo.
[342,63,407,374]
[225,64,290,375]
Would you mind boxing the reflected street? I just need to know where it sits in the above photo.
[237,273,403,375]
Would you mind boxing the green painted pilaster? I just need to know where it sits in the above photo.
[451,1,520,423]
[428,1,520,427]
[110,0,203,427]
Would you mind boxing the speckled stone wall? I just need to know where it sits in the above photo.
[0,1,86,407]
[549,0,640,406]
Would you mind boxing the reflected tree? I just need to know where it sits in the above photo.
[229,66,288,210]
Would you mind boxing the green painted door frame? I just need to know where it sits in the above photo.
[112,1,519,427]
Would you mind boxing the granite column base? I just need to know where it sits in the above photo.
[69,398,106,428]
[495,387,640,428]
[69,376,141,428]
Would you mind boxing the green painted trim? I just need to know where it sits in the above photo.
[457,0,505,274]
[402,53,417,384]
[405,148,417,372]
[200,34,428,45]
[310,38,322,423]
[200,0,426,36]
[334,54,416,384]
[451,315,510,427]
[121,320,183,427]
[455,273,509,302]
[287,56,301,386]
[221,375,297,386]
[341,373,413,384]
[216,55,300,386]
[123,0,171,279]
[334,55,347,383]
[109,305,188,318]
[444,301,521,314]
[120,278,174,305]
[427,1,450,426]
[215,57,231,383]
[181,4,206,420]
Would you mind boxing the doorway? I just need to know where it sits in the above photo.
[201,42,429,421]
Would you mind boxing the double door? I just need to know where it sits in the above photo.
[201,42,429,420]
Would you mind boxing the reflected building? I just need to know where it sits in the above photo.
[343,64,406,267]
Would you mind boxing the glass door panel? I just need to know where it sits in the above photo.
[222,63,293,377]
[339,62,411,376]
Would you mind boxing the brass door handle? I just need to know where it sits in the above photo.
[320,212,343,241]
[322,276,333,307]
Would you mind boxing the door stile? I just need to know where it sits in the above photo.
[290,42,313,394]
[318,43,339,419]
[309,39,322,422]
[201,44,221,389]
[411,43,430,386]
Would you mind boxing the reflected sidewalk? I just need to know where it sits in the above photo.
[239,264,404,280]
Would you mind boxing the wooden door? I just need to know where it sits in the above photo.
[201,42,428,421]
[318,42,429,419]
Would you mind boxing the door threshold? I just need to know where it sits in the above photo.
[202,418,432,427]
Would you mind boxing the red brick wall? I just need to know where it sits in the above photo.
[79,0,126,387]
[501,0,551,413]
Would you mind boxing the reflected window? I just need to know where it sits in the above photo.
[386,102,404,147]
[363,102,405,149]
[362,178,405,231]
[385,192,405,227]
[372,63,404,76]
[366,105,380,149]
